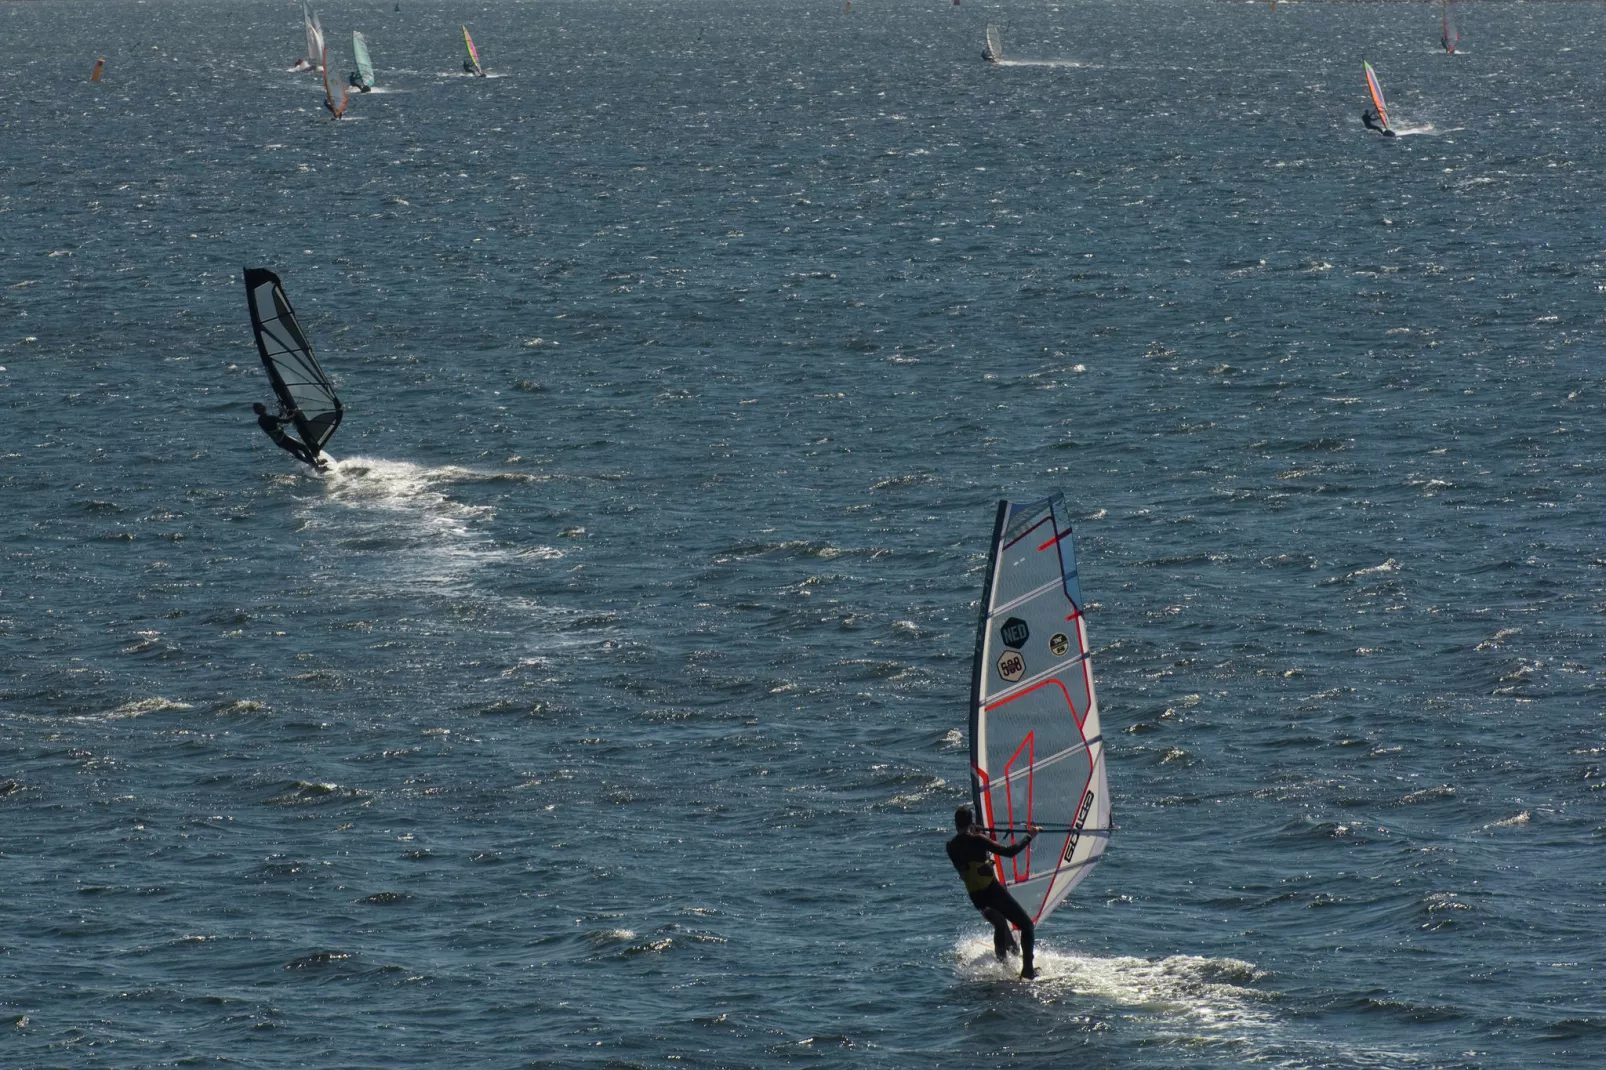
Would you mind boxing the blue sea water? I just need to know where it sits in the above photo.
[3,0,1604,1065]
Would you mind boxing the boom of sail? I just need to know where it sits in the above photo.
[462,25,484,75]
[969,494,1110,925]
[243,268,343,454]
[984,24,1004,63]
[352,31,376,90]
[1363,60,1391,132]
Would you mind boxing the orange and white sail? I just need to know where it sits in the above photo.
[1363,61,1391,132]
[321,44,348,118]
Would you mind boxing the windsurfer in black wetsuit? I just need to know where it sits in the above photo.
[253,402,323,468]
[1362,109,1395,137]
[946,806,1041,979]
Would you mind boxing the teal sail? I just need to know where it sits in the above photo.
[352,31,376,89]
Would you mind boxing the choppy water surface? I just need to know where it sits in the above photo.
[3,0,1603,1066]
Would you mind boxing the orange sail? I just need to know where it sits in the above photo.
[90,58,105,82]
[1363,61,1390,132]
[321,44,348,118]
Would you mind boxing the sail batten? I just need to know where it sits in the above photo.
[243,268,343,453]
[968,495,1110,926]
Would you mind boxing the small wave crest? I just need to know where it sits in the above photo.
[1483,810,1531,830]
[78,696,193,721]
[264,780,368,806]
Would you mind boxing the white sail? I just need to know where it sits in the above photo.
[969,494,1110,925]
[303,6,324,70]
[984,24,1004,63]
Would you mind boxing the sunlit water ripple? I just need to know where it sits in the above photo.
[2,0,1602,1066]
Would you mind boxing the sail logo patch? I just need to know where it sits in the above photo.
[1048,632,1070,657]
[1000,617,1030,649]
[996,649,1026,683]
[1061,791,1096,862]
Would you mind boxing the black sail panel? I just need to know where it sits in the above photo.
[243,267,343,452]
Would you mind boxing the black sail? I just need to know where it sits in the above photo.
[243,267,343,452]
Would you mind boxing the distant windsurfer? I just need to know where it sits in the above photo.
[1362,109,1394,137]
[348,71,372,92]
[254,402,323,468]
[464,59,481,76]
[947,806,1041,979]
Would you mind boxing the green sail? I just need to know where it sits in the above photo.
[352,31,375,89]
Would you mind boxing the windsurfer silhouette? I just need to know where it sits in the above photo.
[1362,109,1395,137]
[348,71,371,92]
[946,806,1042,979]
[254,402,323,468]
